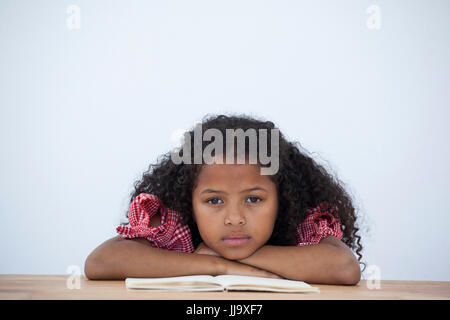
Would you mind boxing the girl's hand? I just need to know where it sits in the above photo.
[194,242,283,279]
[222,259,283,279]
[194,242,221,257]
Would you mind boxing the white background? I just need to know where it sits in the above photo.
[1,0,449,281]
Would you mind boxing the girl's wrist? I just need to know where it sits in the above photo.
[192,253,227,276]
[210,255,228,276]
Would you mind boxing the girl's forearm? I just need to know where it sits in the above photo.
[237,244,361,285]
[84,236,222,280]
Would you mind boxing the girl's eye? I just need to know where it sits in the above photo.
[206,197,223,205]
[246,196,261,204]
[205,196,261,205]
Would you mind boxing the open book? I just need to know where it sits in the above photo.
[126,275,320,293]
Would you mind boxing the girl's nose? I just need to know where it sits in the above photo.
[224,208,246,226]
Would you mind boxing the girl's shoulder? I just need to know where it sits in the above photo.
[116,193,195,252]
[296,202,343,246]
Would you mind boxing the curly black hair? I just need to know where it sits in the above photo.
[120,113,366,272]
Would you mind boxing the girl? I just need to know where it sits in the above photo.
[85,114,364,285]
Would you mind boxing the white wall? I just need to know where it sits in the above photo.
[1,0,449,281]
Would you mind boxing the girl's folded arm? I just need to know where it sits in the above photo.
[84,235,223,280]
[237,235,361,285]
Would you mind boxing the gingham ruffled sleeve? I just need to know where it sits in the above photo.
[296,202,344,246]
[116,193,195,253]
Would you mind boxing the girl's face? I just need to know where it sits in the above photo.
[192,162,278,260]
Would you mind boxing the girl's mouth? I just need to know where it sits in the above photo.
[222,236,251,246]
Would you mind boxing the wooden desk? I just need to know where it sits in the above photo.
[0,275,449,300]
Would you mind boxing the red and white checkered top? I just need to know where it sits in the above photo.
[116,193,343,252]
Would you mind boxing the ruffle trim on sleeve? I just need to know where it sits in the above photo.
[116,193,194,253]
[296,202,344,246]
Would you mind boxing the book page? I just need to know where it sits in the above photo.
[126,275,219,289]
[125,275,319,292]
[213,275,316,290]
